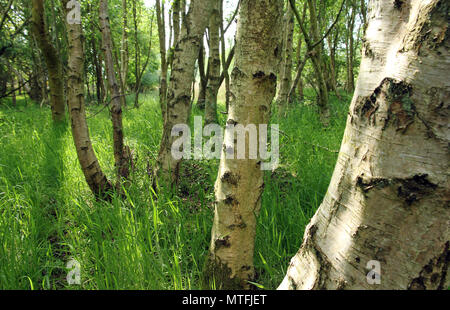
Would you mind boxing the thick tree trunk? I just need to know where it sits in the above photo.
[205,0,221,124]
[153,0,215,185]
[275,4,294,109]
[31,0,65,122]
[279,0,449,290]
[204,0,282,290]
[63,0,113,199]
[99,0,129,181]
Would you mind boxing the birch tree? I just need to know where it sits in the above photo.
[204,0,282,289]
[153,0,215,185]
[279,0,450,290]
[275,3,294,108]
[99,0,129,181]
[63,0,113,199]
[204,0,221,124]
[31,0,65,122]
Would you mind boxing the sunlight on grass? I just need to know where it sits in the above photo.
[0,91,350,289]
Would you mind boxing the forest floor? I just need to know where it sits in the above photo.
[0,90,351,289]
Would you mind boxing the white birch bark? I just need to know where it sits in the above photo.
[205,0,283,289]
[279,0,449,290]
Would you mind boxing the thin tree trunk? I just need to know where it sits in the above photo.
[275,4,294,109]
[307,0,330,125]
[346,1,356,93]
[327,29,341,99]
[92,39,105,104]
[204,0,282,290]
[156,0,168,120]
[63,0,113,199]
[31,0,65,122]
[279,0,450,290]
[288,52,309,103]
[134,5,154,108]
[219,1,232,112]
[153,0,215,185]
[121,0,129,92]
[99,0,129,181]
[197,40,208,109]
[205,0,221,124]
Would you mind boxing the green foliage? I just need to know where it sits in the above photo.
[0,91,350,289]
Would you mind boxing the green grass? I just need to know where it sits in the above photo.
[0,90,351,290]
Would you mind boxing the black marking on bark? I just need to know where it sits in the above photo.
[394,0,404,10]
[354,83,383,125]
[386,79,416,132]
[408,241,449,290]
[288,276,298,290]
[224,195,238,206]
[215,235,231,249]
[274,46,279,58]
[227,119,238,126]
[228,221,247,230]
[363,41,375,59]
[253,71,265,78]
[356,176,391,193]
[260,104,269,113]
[396,174,437,206]
[202,254,245,290]
[221,171,240,186]
[357,174,437,206]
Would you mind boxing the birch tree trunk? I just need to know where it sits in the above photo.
[121,0,129,91]
[197,41,209,110]
[63,0,113,199]
[346,1,356,93]
[205,0,221,125]
[279,0,450,290]
[99,0,129,181]
[307,0,330,125]
[204,0,282,289]
[156,0,168,119]
[172,0,181,47]
[219,1,232,112]
[153,0,215,185]
[31,0,65,122]
[275,4,294,109]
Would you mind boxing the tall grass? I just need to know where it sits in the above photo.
[0,90,350,289]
